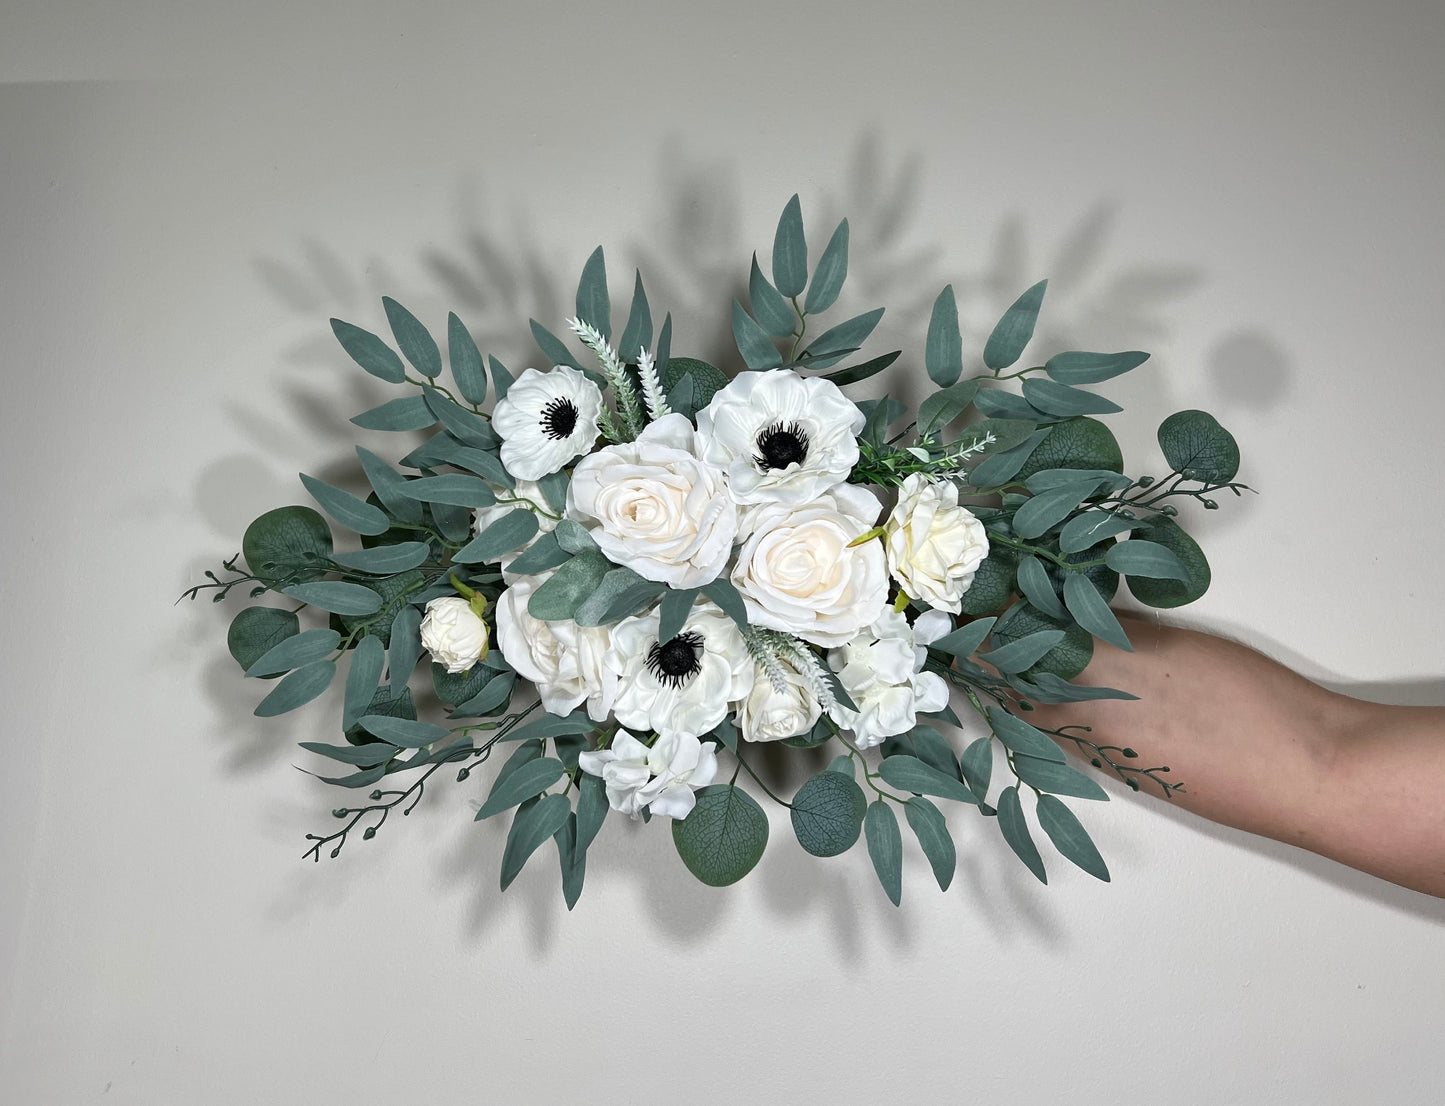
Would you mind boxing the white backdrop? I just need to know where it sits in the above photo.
[3,3,1443,1103]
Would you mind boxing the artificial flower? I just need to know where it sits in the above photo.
[827,609,952,748]
[419,596,489,674]
[885,473,990,612]
[735,651,822,743]
[491,365,603,481]
[492,573,616,721]
[577,729,719,820]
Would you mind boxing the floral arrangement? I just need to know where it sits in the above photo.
[189,196,1246,905]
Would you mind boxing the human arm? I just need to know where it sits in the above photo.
[1026,614,1445,897]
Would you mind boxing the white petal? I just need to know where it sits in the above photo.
[647,785,698,820]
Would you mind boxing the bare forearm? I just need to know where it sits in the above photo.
[1029,615,1445,897]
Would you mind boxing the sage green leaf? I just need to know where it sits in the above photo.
[1017,417,1123,480]
[700,578,748,629]
[556,813,586,909]
[904,797,956,891]
[667,373,696,417]
[576,771,608,852]
[351,394,436,431]
[617,269,652,362]
[227,607,299,673]
[789,771,866,857]
[254,659,336,717]
[658,588,699,644]
[453,509,539,564]
[314,764,389,788]
[1059,510,1140,554]
[802,307,884,362]
[1105,539,1189,581]
[298,740,397,768]
[864,800,903,906]
[979,629,1067,674]
[446,312,488,405]
[929,616,995,660]
[505,531,570,577]
[1045,350,1149,385]
[575,567,666,627]
[967,427,1049,487]
[489,356,515,399]
[960,736,994,802]
[882,725,960,780]
[772,193,807,297]
[527,551,610,621]
[528,321,574,374]
[500,793,572,890]
[357,713,449,748]
[388,604,422,692]
[575,245,611,341]
[330,318,405,383]
[1021,671,1139,703]
[1036,794,1109,881]
[356,447,424,522]
[1025,468,1131,495]
[501,710,596,744]
[537,468,569,514]
[918,379,982,437]
[1126,516,1212,608]
[804,218,849,314]
[662,357,727,410]
[553,518,597,554]
[1062,572,1132,651]
[400,473,496,508]
[986,706,1066,763]
[452,671,515,717]
[343,635,385,729]
[383,297,441,378]
[925,285,963,386]
[330,542,431,575]
[958,551,1017,616]
[991,603,1094,682]
[825,755,855,778]
[997,786,1047,883]
[732,299,783,370]
[983,279,1047,371]
[1157,409,1240,483]
[974,388,1049,422]
[421,388,497,450]
[824,349,900,386]
[1013,753,1109,800]
[1016,554,1066,620]
[245,627,341,678]
[1022,378,1123,417]
[879,755,978,806]
[242,505,333,587]
[1012,480,1099,540]
[654,313,673,381]
[672,784,769,886]
[430,660,490,708]
[749,253,797,338]
[283,581,382,616]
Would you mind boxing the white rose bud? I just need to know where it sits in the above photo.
[419,596,489,675]
[735,654,822,743]
[884,473,990,614]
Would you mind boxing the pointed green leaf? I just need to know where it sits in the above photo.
[654,313,672,383]
[823,349,900,386]
[1036,794,1110,880]
[420,387,497,449]
[528,321,575,372]
[904,797,956,891]
[967,427,1049,487]
[351,394,436,431]
[357,713,449,748]
[254,659,336,717]
[453,672,516,718]
[245,627,341,678]
[453,509,539,564]
[576,772,608,853]
[1059,510,1141,554]
[298,474,390,536]
[575,245,611,341]
[1045,350,1149,385]
[997,786,1047,882]
[1012,753,1110,800]
[446,313,488,405]
[330,542,432,575]
[749,253,796,337]
[282,581,381,616]
[960,736,994,803]
[500,793,572,890]
[1022,378,1123,417]
[772,194,808,297]
[1062,572,1132,651]
[383,297,441,378]
[574,567,666,627]
[501,710,596,744]
[343,635,385,730]
[505,530,570,577]
[1125,516,1212,608]
[618,270,652,363]
[527,551,610,621]
[986,706,1067,763]
[878,755,979,806]
[983,279,1048,371]
[732,299,784,370]
[925,285,963,386]
[1105,539,1189,581]
[801,307,884,362]
[790,770,866,857]
[556,812,587,909]
[917,379,981,437]
[979,629,1066,675]
[298,740,397,768]
[399,473,497,508]
[1012,479,1099,540]
[489,356,515,399]
[804,218,849,314]
[700,578,748,629]
[355,447,424,522]
[1016,554,1067,620]
[929,616,995,660]
[330,318,405,383]
[864,800,903,906]
[388,603,422,692]
[658,588,700,644]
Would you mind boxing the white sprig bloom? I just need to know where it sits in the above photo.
[885,473,991,613]
[827,610,952,749]
[606,600,754,741]
[577,729,720,820]
[567,413,738,588]
[492,573,617,721]
[419,596,489,674]
[491,365,604,481]
[730,482,889,648]
[735,651,822,743]
[695,369,866,507]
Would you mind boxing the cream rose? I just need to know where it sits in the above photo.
[419,597,489,674]
[884,473,990,614]
[730,482,889,648]
[735,653,822,743]
[566,413,738,588]
[493,574,617,720]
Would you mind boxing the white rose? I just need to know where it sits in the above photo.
[566,412,738,588]
[884,473,990,613]
[730,482,889,648]
[827,610,952,748]
[419,596,489,675]
[695,369,866,507]
[493,573,617,721]
[735,653,822,743]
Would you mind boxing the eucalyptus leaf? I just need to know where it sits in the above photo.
[658,588,699,644]
[804,218,849,315]
[500,794,573,891]
[527,551,610,621]
[298,740,397,768]
[979,629,1067,675]
[227,606,299,673]
[505,531,571,577]
[732,299,784,370]
[388,603,422,692]
[824,349,900,386]
[254,659,336,717]
[501,710,596,744]
[400,473,497,508]
[1059,510,1141,554]
[554,518,597,554]
[1062,572,1132,651]
[960,736,994,803]
[986,706,1066,763]
[330,318,405,383]
[245,627,341,678]
[974,388,1050,423]
[351,395,436,432]
[1022,378,1123,417]
[282,581,382,616]
[1105,539,1189,581]
[749,254,797,337]
[489,356,515,399]
[929,616,995,660]
[356,447,424,522]
[1011,480,1100,540]
[575,245,611,341]
[790,770,866,857]
[537,469,569,514]
[478,757,565,820]
[1126,516,1212,608]
[1012,753,1110,800]
[997,786,1047,883]
[330,542,432,574]
[700,578,748,629]
[802,307,884,361]
[576,772,608,853]
[343,635,385,730]
[1045,350,1149,385]
[1157,409,1240,483]
[918,379,982,437]
[446,312,488,405]
[772,194,808,298]
[575,568,666,627]
[618,270,652,362]
[925,285,963,386]
[672,784,769,886]
[554,812,586,909]
[383,297,442,378]
[452,672,516,718]
[904,797,956,891]
[967,427,1049,487]
[242,505,333,588]
[983,279,1047,371]
[864,800,903,906]
[878,755,978,806]
[421,387,497,450]
[529,320,575,375]
[1015,554,1066,620]
[356,713,449,748]
[1036,794,1110,881]
[454,509,539,564]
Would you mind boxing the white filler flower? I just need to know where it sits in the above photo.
[884,473,991,613]
[419,596,489,675]
[606,600,754,740]
[567,412,738,588]
[695,369,866,507]
[492,573,616,721]
[730,482,889,648]
[827,610,952,748]
[491,365,604,481]
[577,729,720,820]
[735,651,822,743]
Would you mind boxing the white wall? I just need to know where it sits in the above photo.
[3,3,1442,1103]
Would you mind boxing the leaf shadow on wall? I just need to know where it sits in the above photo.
[232,131,1291,947]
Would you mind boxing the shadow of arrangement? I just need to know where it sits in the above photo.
[194,130,1398,951]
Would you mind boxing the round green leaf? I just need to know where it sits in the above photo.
[672,784,769,886]
[959,550,1018,616]
[1016,417,1124,481]
[242,505,333,588]
[1125,515,1212,608]
[227,606,299,674]
[1157,409,1240,483]
[662,357,728,409]
[790,771,866,857]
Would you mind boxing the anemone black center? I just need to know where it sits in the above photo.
[646,631,704,688]
[754,420,810,470]
[540,397,579,440]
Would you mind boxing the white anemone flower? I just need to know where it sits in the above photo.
[606,600,754,741]
[491,365,604,481]
[695,369,866,508]
[827,610,952,748]
[577,729,720,820]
